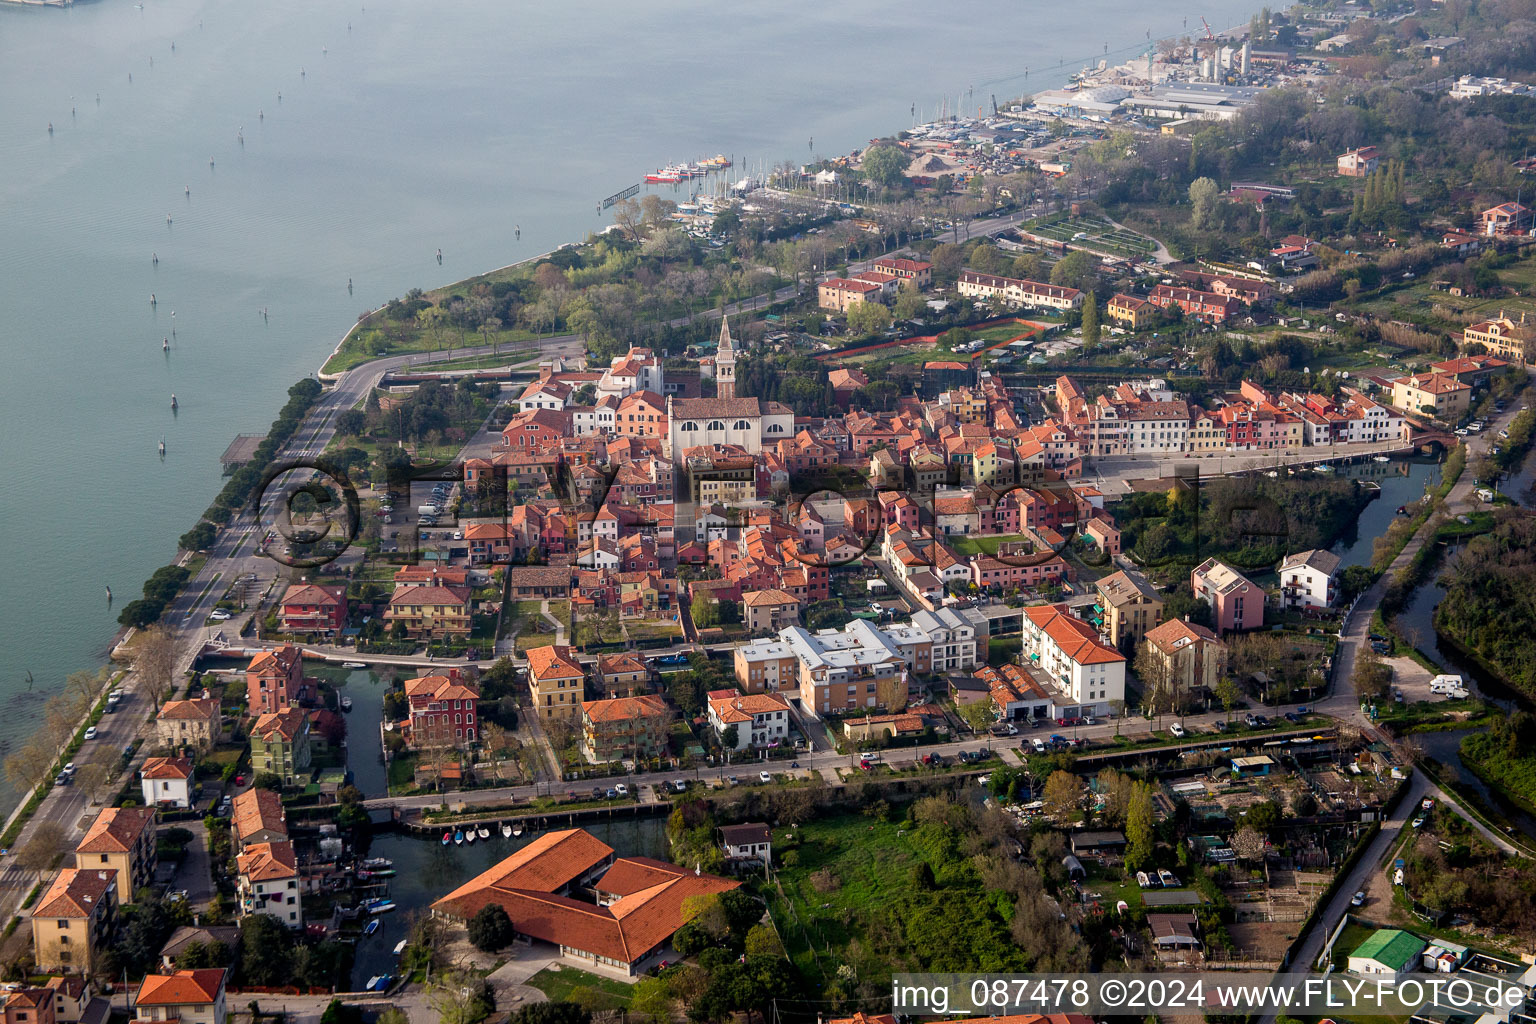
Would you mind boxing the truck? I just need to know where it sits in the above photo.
[417,505,441,518]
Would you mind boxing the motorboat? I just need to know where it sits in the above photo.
[1373,455,1390,463]
[361,858,393,870]
[393,939,408,955]
[513,823,523,836]
[477,826,490,840]
[343,661,367,669]
[464,828,476,844]
[501,823,512,838]
[441,832,451,846]
[363,919,381,936]
[368,900,397,914]
[452,830,463,845]
[340,696,353,712]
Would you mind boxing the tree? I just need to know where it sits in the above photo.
[175,939,231,969]
[1230,825,1267,863]
[1215,677,1241,722]
[1352,649,1392,701]
[1188,176,1220,231]
[959,699,994,736]
[743,923,786,958]
[1124,782,1155,870]
[15,821,67,875]
[876,673,908,713]
[510,1004,590,1024]
[136,625,179,709]
[690,592,720,629]
[1041,770,1085,820]
[427,970,495,1024]
[179,521,217,552]
[845,301,894,338]
[1134,641,1175,724]
[861,145,910,190]
[1049,250,1096,291]
[468,904,515,952]
[1081,293,1100,348]
[237,915,295,987]
[892,288,926,321]
[5,739,54,797]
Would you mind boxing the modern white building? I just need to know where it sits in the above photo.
[911,607,982,673]
[1278,548,1341,610]
[1022,604,1127,718]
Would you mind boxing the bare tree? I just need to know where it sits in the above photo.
[1230,825,1267,863]
[4,740,55,796]
[136,625,179,709]
[15,821,68,876]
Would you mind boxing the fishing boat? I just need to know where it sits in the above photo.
[452,830,464,845]
[362,857,393,870]
[441,832,451,846]
[393,939,408,955]
[500,822,512,838]
[363,919,381,936]
[343,661,367,669]
[369,900,397,914]
[645,168,681,184]
[700,154,732,169]
[340,696,353,712]
[477,826,490,840]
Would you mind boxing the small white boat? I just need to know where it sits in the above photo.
[463,828,476,844]
[340,696,353,711]
[363,919,380,936]
[500,823,512,838]
[343,661,367,669]
[393,939,408,955]
[512,823,523,836]
[1373,455,1390,463]
[368,900,396,915]
[477,826,490,840]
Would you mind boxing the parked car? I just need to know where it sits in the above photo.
[1031,738,1047,753]
[1351,891,1366,907]
[591,787,603,799]
[1253,715,1270,727]
[234,774,245,786]
[1284,712,1302,724]
[1244,714,1259,727]
[671,779,688,793]
[1169,723,1186,738]
[83,726,97,740]
[614,783,628,797]
[1213,720,1228,732]
[727,775,740,785]
[1412,817,1426,828]
[605,788,618,799]
[759,770,772,784]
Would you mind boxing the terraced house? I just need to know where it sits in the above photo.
[581,694,673,763]
[236,841,302,927]
[956,270,1083,312]
[74,806,157,904]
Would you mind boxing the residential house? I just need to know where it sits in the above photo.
[719,823,772,865]
[1191,558,1263,634]
[155,697,221,751]
[403,671,481,747]
[870,256,933,289]
[956,271,1083,312]
[781,620,912,716]
[249,707,312,787]
[1,988,57,1024]
[595,653,649,698]
[911,607,982,673]
[245,645,305,716]
[1391,372,1471,420]
[42,977,88,1024]
[235,842,302,928]
[132,969,228,1024]
[278,583,347,635]
[1142,619,1227,703]
[74,806,157,904]
[731,639,801,694]
[139,757,194,809]
[707,689,792,750]
[1462,313,1536,364]
[580,695,674,763]
[431,828,739,977]
[1084,516,1120,556]
[742,589,801,633]
[32,869,117,974]
[526,645,586,721]
[817,277,883,312]
[1106,293,1155,329]
[156,926,240,972]
[1429,354,1509,386]
[1348,929,1427,981]
[1481,201,1532,236]
[842,713,924,741]
[384,582,472,638]
[231,788,288,851]
[1148,284,1242,323]
[1094,570,1163,649]
[1273,548,1340,612]
[1337,146,1381,177]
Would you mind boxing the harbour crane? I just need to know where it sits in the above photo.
[1200,16,1216,40]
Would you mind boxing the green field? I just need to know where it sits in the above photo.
[946,533,1029,557]
[525,966,633,1010]
[1024,213,1159,259]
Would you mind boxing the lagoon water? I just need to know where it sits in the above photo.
[0,0,1260,810]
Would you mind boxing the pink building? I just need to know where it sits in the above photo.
[1191,558,1264,635]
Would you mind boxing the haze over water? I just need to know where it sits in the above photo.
[0,0,1258,809]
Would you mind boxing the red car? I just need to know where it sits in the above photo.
[234,774,246,786]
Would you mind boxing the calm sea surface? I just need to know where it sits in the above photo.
[0,0,1260,809]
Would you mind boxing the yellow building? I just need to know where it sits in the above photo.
[1107,293,1155,329]
[1095,570,1164,649]
[1188,408,1227,453]
[384,583,472,637]
[526,645,586,721]
[1391,372,1472,420]
[817,277,882,312]
[1463,313,1536,364]
[33,869,118,974]
[74,807,157,904]
[580,694,674,763]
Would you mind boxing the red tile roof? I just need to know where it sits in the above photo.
[76,806,156,854]
[134,969,226,1006]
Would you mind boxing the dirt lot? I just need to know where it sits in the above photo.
[1227,920,1302,963]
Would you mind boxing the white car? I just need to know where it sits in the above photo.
[759,770,772,784]
[1169,723,1186,738]
[209,610,231,621]
[614,783,628,797]
[83,726,98,740]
